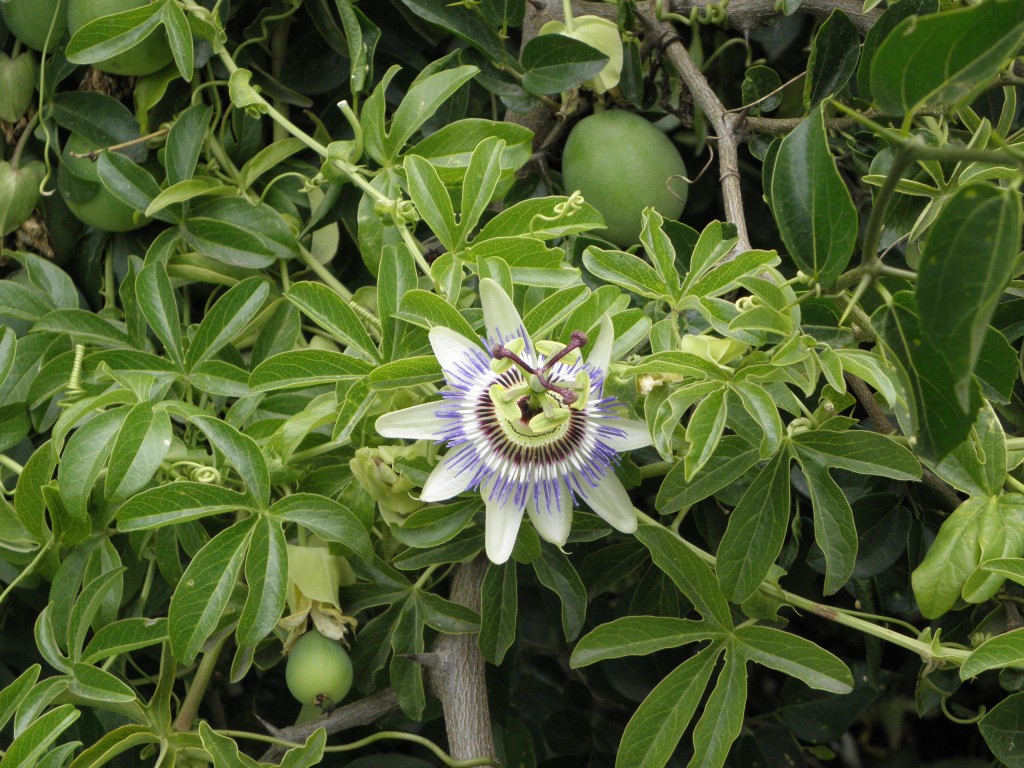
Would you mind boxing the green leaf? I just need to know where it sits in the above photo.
[916,184,1020,406]
[169,517,255,664]
[476,196,605,242]
[571,617,717,667]
[929,400,1006,496]
[68,663,136,703]
[635,524,732,628]
[104,402,172,502]
[911,496,986,619]
[0,665,40,733]
[58,724,156,768]
[14,441,54,544]
[186,277,270,369]
[33,309,134,349]
[684,388,729,481]
[51,92,145,161]
[276,728,328,768]
[68,568,125,661]
[457,136,506,248]
[418,591,480,634]
[369,356,442,390]
[383,64,479,163]
[520,34,608,94]
[397,288,479,344]
[162,0,194,81]
[583,245,669,299]
[249,350,372,391]
[390,500,477,548]
[522,286,591,338]
[532,546,587,641]
[716,448,792,603]
[116,482,252,531]
[981,691,1024,768]
[64,3,163,66]
[657,436,760,513]
[798,457,858,595]
[199,721,261,768]
[182,198,298,269]
[615,644,720,768]
[0,703,79,768]
[961,627,1024,678]
[741,65,782,113]
[239,139,307,190]
[237,517,287,646]
[397,0,505,61]
[857,0,936,99]
[804,10,859,107]
[870,0,1024,116]
[404,154,457,252]
[96,149,164,220]
[479,562,518,665]
[875,291,980,461]
[59,408,128,520]
[269,494,372,560]
[190,415,270,506]
[735,625,853,692]
[135,263,183,368]
[769,105,857,288]
[687,648,747,768]
[791,429,921,479]
[81,617,169,664]
[286,281,379,363]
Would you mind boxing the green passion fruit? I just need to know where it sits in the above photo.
[0,0,67,52]
[67,0,173,76]
[285,630,354,707]
[561,110,688,247]
[58,132,146,232]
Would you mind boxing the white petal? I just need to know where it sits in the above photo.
[587,315,614,381]
[526,487,573,547]
[585,471,638,533]
[603,418,652,452]
[480,278,527,344]
[484,486,527,564]
[428,326,484,379]
[420,445,477,502]
[375,402,445,440]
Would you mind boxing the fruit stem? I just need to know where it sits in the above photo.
[9,111,39,169]
[561,0,575,32]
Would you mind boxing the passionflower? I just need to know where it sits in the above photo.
[375,279,652,563]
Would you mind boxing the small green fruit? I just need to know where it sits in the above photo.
[0,0,67,52]
[58,133,147,232]
[285,630,354,707]
[67,0,173,76]
[561,110,688,247]
[0,52,38,123]
[0,160,45,236]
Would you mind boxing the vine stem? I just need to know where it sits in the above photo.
[172,633,229,732]
[634,512,973,665]
[0,540,53,609]
[0,454,25,475]
[226,728,497,766]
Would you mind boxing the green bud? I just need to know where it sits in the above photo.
[679,334,748,366]
[0,51,37,123]
[349,444,427,524]
[0,160,44,236]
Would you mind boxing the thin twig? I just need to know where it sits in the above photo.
[637,3,751,254]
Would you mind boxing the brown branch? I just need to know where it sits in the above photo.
[428,556,496,762]
[844,373,963,511]
[637,2,751,254]
[258,688,402,762]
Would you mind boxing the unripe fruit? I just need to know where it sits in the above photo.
[561,110,688,247]
[67,0,173,76]
[58,133,146,232]
[0,0,67,52]
[285,631,354,707]
[0,160,45,236]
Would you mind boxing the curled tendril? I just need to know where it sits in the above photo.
[786,417,814,436]
[171,462,223,484]
[658,0,730,27]
[62,344,86,404]
[529,190,586,236]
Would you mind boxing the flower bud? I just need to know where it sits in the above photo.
[349,444,427,523]
[679,334,749,366]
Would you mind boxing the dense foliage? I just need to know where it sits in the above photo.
[2,0,1024,765]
